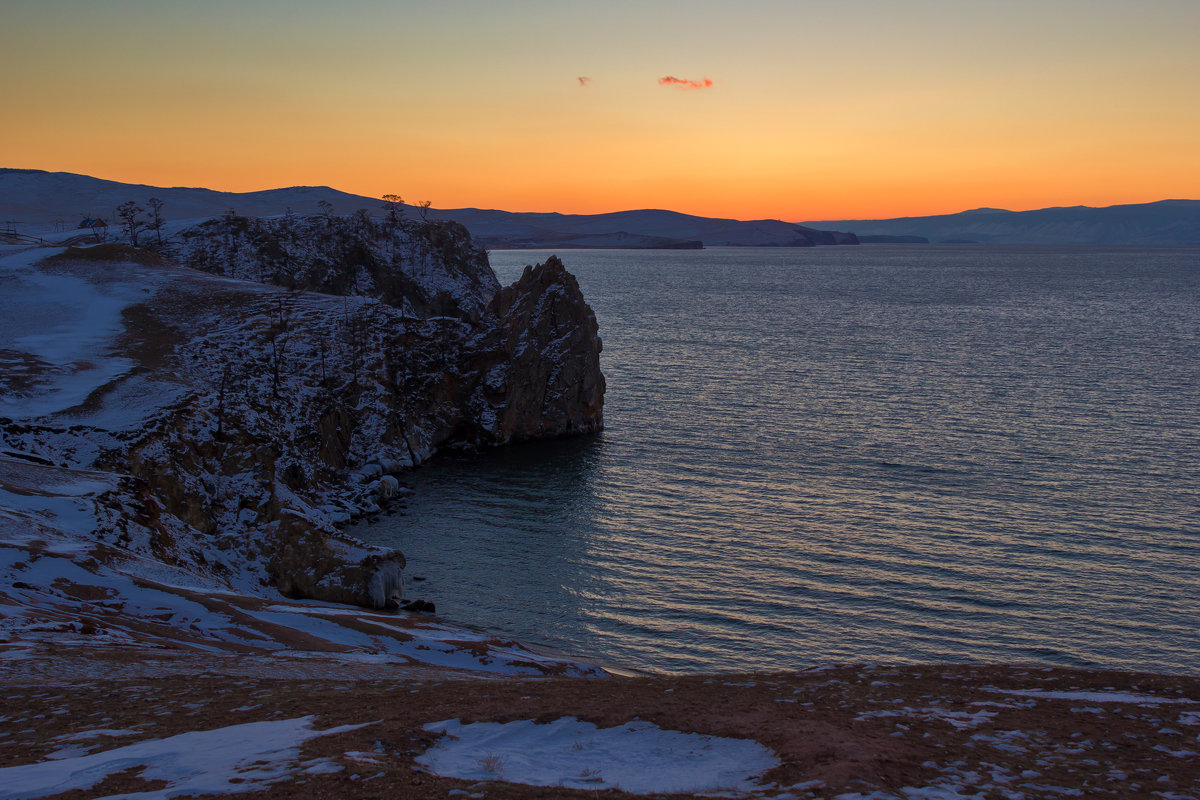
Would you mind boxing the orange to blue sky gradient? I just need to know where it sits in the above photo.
[2,0,1198,221]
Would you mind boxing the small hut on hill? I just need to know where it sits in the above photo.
[78,217,109,241]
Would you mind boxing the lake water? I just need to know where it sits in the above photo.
[353,245,1199,675]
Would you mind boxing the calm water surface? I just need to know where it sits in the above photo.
[354,245,1199,674]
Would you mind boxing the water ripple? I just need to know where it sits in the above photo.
[354,246,1200,674]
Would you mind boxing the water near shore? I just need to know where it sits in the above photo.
[354,245,1199,674]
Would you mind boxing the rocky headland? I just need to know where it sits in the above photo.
[0,210,604,674]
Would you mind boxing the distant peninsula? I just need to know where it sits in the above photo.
[425,208,859,249]
[804,199,1200,245]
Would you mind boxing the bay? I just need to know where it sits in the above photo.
[353,245,1200,674]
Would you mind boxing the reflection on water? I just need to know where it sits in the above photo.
[354,246,1200,674]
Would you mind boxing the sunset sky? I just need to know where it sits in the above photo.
[3,0,1198,220]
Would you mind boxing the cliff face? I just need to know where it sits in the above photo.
[1,217,604,612]
[171,214,605,450]
[485,256,605,442]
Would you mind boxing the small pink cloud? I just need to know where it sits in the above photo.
[659,75,714,90]
[578,76,591,87]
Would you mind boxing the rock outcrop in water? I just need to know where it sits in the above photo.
[1,215,604,611]
[485,256,605,442]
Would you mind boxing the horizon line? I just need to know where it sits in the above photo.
[2,166,1195,225]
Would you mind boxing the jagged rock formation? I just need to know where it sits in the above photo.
[1,216,604,611]
[486,257,605,441]
[170,213,605,451]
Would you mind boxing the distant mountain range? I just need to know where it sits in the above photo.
[0,169,856,248]
[803,200,1200,245]
[3,169,1198,247]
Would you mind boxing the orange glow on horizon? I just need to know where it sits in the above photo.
[2,2,1197,223]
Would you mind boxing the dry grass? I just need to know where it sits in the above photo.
[0,348,55,395]
[37,243,172,267]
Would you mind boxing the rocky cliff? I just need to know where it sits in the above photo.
[0,216,604,614]
[174,212,500,322]
[170,213,604,449]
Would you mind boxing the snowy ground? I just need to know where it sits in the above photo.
[0,662,1196,799]
[417,716,780,794]
[0,715,372,800]
[0,239,172,426]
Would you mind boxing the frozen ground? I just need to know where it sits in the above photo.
[0,663,1196,799]
[0,716,372,800]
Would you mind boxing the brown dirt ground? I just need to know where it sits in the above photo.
[1,648,1197,799]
